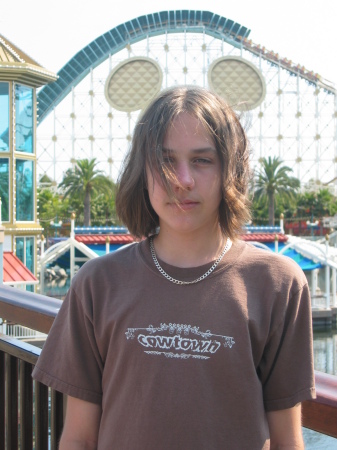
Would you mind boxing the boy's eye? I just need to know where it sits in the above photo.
[194,158,211,164]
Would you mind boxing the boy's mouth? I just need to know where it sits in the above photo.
[169,200,199,210]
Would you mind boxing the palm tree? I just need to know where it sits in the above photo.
[253,157,300,225]
[59,159,115,226]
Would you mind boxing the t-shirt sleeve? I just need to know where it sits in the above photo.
[258,280,316,411]
[32,284,103,404]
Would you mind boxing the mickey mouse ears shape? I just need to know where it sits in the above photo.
[208,56,266,111]
[105,56,163,112]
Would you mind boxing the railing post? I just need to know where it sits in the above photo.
[34,382,49,450]
[20,361,33,450]
[5,354,18,450]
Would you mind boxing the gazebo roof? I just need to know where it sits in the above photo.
[0,34,57,87]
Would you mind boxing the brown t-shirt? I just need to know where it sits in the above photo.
[32,239,316,449]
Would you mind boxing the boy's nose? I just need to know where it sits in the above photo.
[173,163,195,190]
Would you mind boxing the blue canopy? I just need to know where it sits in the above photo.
[252,242,323,271]
[282,248,322,271]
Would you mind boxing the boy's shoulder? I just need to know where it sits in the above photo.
[237,240,308,285]
[73,241,142,281]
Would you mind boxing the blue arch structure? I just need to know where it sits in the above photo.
[37,10,250,122]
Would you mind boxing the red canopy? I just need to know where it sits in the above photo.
[3,252,38,284]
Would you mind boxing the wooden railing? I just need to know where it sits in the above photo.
[302,371,337,438]
[0,286,63,450]
[0,335,64,450]
[0,284,336,449]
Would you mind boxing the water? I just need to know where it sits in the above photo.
[312,328,337,375]
[303,327,337,448]
[303,428,337,449]
[39,277,71,300]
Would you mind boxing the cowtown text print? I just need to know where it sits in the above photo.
[125,323,235,360]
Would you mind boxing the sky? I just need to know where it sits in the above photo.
[1,0,337,86]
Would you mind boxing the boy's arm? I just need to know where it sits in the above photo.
[59,396,101,450]
[266,403,304,449]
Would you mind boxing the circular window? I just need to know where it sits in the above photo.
[208,56,266,111]
[105,57,163,112]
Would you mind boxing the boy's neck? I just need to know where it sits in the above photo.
[152,227,227,268]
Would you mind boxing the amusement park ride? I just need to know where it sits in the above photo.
[1,9,337,296]
[33,10,336,188]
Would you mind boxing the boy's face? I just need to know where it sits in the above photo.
[146,112,223,237]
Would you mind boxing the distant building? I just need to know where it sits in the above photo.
[0,35,57,289]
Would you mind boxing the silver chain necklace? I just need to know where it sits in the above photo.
[149,236,232,285]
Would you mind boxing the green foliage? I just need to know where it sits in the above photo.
[251,191,298,225]
[38,188,70,237]
[58,159,116,226]
[250,193,268,224]
[253,157,300,225]
[296,189,337,219]
[251,176,337,230]
[90,188,118,226]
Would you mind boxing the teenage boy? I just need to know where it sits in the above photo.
[33,86,315,449]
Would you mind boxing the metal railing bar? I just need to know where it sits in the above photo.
[0,335,41,365]
[34,382,49,450]
[0,285,62,334]
[20,361,33,450]
[5,354,18,450]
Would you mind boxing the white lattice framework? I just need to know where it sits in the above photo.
[36,31,337,188]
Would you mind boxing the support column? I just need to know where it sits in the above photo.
[311,269,318,300]
[71,87,75,166]
[332,267,336,308]
[325,235,330,309]
[274,235,278,253]
[70,213,75,281]
[280,213,284,234]
[105,237,110,255]
[89,68,94,160]
[326,338,333,374]
[39,234,45,295]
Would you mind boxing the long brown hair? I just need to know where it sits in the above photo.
[116,86,251,240]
